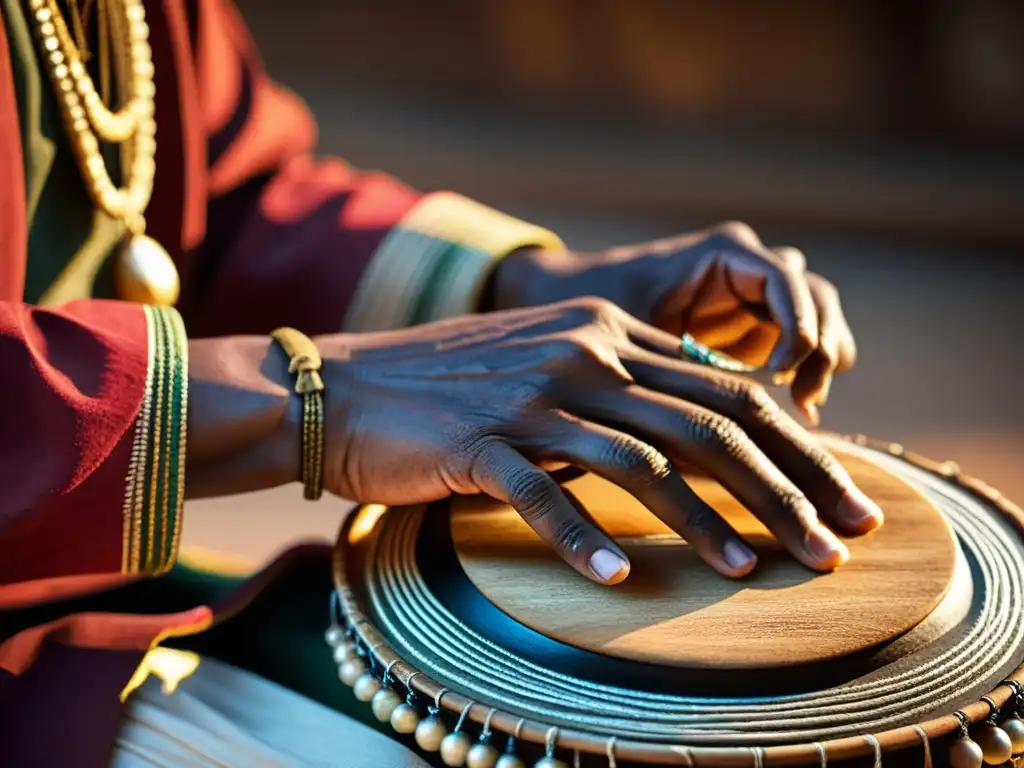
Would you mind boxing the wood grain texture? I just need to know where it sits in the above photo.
[451,450,958,670]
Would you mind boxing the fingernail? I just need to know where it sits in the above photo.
[772,370,796,388]
[837,488,884,532]
[804,527,849,569]
[816,375,833,406]
[723,539,757,572]
[800,402,820,427]
[590,549,630,584]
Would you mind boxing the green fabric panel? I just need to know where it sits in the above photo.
[410,242,491,325]
[170,557,385,734]
[1,0,124,303]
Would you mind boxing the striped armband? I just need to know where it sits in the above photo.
[121,305,189,575]
[342,192,565,332]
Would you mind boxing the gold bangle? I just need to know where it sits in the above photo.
[271,327,325,500]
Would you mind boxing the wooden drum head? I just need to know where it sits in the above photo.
[450,450,958,671]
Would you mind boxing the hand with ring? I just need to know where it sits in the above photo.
[262,297,882,585]
[489,221,856,424]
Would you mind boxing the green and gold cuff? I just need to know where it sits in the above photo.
[342,192,565,332]
[121,305,189,575]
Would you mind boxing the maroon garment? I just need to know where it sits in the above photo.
[0,1,423,764]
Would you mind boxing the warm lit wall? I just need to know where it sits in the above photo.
[240,0,1024,144]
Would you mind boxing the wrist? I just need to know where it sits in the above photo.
[488,246,579,311]
[185,336,299,498]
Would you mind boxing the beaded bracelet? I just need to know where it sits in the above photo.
[270,327,325,500]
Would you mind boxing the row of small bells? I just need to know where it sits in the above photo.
[328,625,567,768]
[331,622,1024,768]
[949,684,1024,768]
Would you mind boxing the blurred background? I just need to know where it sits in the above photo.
[185,0,1024,563]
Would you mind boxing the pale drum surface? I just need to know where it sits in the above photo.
[451,450,958,670]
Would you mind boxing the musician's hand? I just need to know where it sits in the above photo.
[314,298,882,585]
[490,222,856,424]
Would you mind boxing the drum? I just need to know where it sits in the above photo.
[328,434,1024,767]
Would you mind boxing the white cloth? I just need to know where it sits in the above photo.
[112,657,431,768]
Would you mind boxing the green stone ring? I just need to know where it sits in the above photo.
[680,333,757,374]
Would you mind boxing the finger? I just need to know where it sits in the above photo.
[767,253,854,375]
[620,349,884,536]
[718,325,780,367]
[773,245,807,273]
[531,414,757,577]
[752,251,818,372]
[573,384,849,572]
[620,310,774,371]
[469,440,631,585]
[681,308,761,350]
[771,247,815,394]
[791,354,829,426]
[807,272,857,373]
[623,310,723,358]
[786,273,856,419]
[710,234,817,371]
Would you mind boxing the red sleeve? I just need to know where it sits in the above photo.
[174,0,422,338]
[0,301,189,593]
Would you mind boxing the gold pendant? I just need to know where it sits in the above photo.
[114,233,180,306]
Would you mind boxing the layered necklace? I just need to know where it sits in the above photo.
[26,0,179,305]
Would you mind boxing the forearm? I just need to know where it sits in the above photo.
[185,336,299,499]
[483,246,585,313]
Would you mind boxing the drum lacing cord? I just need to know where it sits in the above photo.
[545,726,559,758]
[912,725,932,768]
[382,658,399,686]
[454,699,475,733]
[433,687,449,713]
[812,741,826,767]
[864,734,881,768]
[504,718,526,757]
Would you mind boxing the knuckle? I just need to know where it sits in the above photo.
[816,342,840,367]
[542,334,625,380]
[548,337,598,369]
[712,220,760,248]
[802,441,849,486]
[690,412,748,454]
[775,489,817,526]
[551,518,589,555]
[734,383,787,431]
[733,381,778,418]
[448,424,493,461]
[566,295,617,324]
[603,436,672,485]
[809,273,839,300]
[680,504,720,540]
[775,246,807,271]
[507,468,559,522]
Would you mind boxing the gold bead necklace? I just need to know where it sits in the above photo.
[27,0,179,306]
